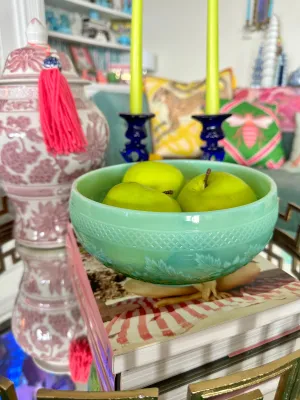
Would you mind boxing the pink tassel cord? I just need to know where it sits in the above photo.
[39,68,87,155]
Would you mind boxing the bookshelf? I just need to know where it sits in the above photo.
[48,31,131,51]
[45,0,132,21]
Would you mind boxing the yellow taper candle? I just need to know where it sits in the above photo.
[206,0,220,115]
[130,0,143,114]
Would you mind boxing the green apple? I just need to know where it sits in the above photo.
[122,161,184,198]
[103,182,181,212]
[177,169,257,212]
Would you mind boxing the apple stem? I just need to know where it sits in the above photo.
[204,168,211,188]
[163,190,174,195]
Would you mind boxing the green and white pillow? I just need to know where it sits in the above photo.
[220,99,285,169]
[283,113,300,172]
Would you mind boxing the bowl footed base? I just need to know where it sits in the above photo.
[124,261,261,308]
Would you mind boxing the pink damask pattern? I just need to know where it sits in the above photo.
[4,47,46,73]
[26,127,44,143]
[11,199,28,242]
[52,265,73,295]
[48,314,73,336]
[0,89,109,247]
[30,325,63,353]
[71,307,81,322]
[75,98,89,110]
[11,198,28,214]
[29,159,57,183]
[1,141,40,173]
[0,165,26,184]
[75,112,109,169]
[16,332,33,353]
[12,245,86,364]
[26,261,74,296]
[19,247,74,297]
[0,99,36,112]
[0,100,7,110]
[0,116,38,136]
[13,299,84,363]
[24,279,41,295]
[58,167,89,184]
[11,197,71,246]
[31,201,69,241]
[13,307,75,362]
[18,305,45,327]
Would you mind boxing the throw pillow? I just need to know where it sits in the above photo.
[234,87,300,132]
[283,113,300,172]
[144,68,236,158]
[220,99,285,169]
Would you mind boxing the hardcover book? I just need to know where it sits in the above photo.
[67,226,300,391]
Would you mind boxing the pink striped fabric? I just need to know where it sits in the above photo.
[105,276,299,351]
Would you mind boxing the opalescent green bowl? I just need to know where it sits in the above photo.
[69,161,278,286]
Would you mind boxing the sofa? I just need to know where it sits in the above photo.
[93,90,300,236]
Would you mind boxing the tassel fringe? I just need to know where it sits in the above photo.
[39,68,87,155]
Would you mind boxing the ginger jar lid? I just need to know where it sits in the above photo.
[0,18,85,84]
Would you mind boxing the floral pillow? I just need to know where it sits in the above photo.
[283,113,300,172]
[220,99,285,169]
[144,68,236,158]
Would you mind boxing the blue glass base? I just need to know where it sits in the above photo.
[192,113,231,161]
[120,113,155,163]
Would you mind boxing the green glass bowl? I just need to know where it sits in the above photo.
[69,160,278,286]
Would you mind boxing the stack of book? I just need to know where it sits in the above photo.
[81,254,300,399]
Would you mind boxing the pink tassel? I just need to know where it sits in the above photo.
[39,66,87,155]
[69,336,93,383]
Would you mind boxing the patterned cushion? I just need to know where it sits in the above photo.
[220,99,285,168]
[144,68,236,158]
[234,87,300,132]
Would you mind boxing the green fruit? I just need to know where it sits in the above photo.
[103,182,181,212]
[177,170,257,212]
[122,161,184,198]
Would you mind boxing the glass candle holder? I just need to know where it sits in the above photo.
[192,113,231,161]
[120,113,154,163]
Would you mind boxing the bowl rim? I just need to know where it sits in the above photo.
[71,160,277,217]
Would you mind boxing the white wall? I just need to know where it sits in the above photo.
[143,0,300,87]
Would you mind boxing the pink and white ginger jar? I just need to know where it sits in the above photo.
[12,245,85,374]
[0,19,109,248]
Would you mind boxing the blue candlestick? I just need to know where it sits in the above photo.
[120,113,154,163]
[192,114,231,161]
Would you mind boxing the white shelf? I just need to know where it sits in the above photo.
[85,82,129,97]
[49,31,130,51]
[45,0,132,20]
